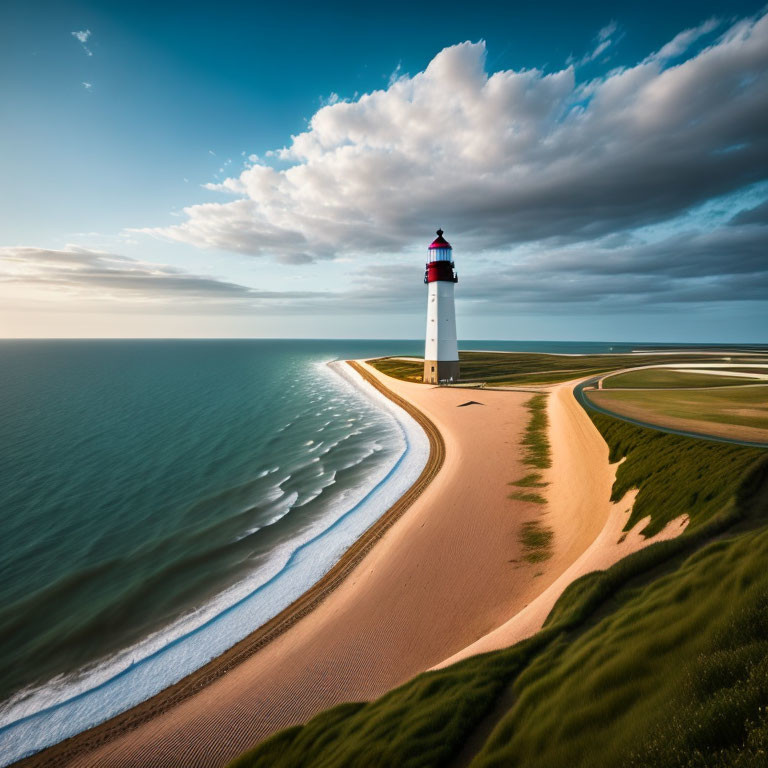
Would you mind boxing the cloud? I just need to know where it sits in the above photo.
[6,198,768,323]
[651,17,720,62]
[82,82,92,90]
[730,198,768,225]
[345,214,768,315]
[0,247,330,312]
[462,222,768,310]
[71,29,92,56]
[138,11,768,274]
[578,20,620,65]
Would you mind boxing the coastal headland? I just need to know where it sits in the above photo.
[12,354,704,768]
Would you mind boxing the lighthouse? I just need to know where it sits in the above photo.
[423,229,459,384]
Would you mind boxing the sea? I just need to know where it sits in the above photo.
[0,338,711,762]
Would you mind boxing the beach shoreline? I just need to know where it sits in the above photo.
[13,360,689,768]
[9,361,443,768]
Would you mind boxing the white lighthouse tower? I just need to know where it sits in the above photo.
[423,229,459,384]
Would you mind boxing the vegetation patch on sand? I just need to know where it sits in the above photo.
[509,472,547,488]
[508,490,547,504]
[509,394,553,561]
[588,385,768,443]
[519,520,553,563]
[227,408,768,768]
[603,367,760,389]
[520,394,550,470]
[508,396,550,497]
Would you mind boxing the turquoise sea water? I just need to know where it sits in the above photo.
[0,342,413,705]
[0,338,733,761]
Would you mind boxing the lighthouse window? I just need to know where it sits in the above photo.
[431,366,435,372]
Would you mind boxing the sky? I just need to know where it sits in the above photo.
[1,0,767,341]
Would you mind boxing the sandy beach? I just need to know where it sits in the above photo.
[18,361,684,768]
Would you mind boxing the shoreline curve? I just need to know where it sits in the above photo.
[12,361,445,768]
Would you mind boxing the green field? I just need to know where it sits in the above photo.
[228,414,768,768]
[369,351,764,387]
[588,385,768,442]
[603,368,760,389]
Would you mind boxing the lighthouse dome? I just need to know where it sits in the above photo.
[428,229,452,249]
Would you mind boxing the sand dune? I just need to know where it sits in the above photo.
[22,362,685,768]
[433,379,688,668]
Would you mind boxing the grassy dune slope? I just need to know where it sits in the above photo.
[474,524,768,768]
[227,412,768,768]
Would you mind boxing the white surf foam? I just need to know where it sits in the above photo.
[0,360,429,766]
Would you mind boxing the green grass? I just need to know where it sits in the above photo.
[509,473,548,488]
[368,357,424,382]
[226,411,768,768]
[519,521,554,563]
[589,385,768,438]
[472,521,768,768]
[509,491,547,504]
[587,411,765,536]
[480,367,614,386]
[603,368,759,389]
[368,350,768,387]
[454,352,763,385]
[521,394,551,470]
[510,395,554,560]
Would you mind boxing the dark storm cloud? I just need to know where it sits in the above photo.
[315,218,768,316]
[731,199,768,226]
[455,222,768,310]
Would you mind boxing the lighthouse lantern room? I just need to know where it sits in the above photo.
[423,229,459,384]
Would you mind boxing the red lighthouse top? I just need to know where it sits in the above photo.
[424,228,458,284]
[428,229,452,249]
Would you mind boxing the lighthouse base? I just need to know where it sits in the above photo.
[423,360,460,385]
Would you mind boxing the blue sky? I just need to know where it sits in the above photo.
[1,0,767,340]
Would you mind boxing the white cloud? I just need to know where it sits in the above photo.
[651,17,720,62]
[569,20,620,67]
[597,21,618,42]
[71,29,93,56]
[138,11,768,281]
[82,82,92,90]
